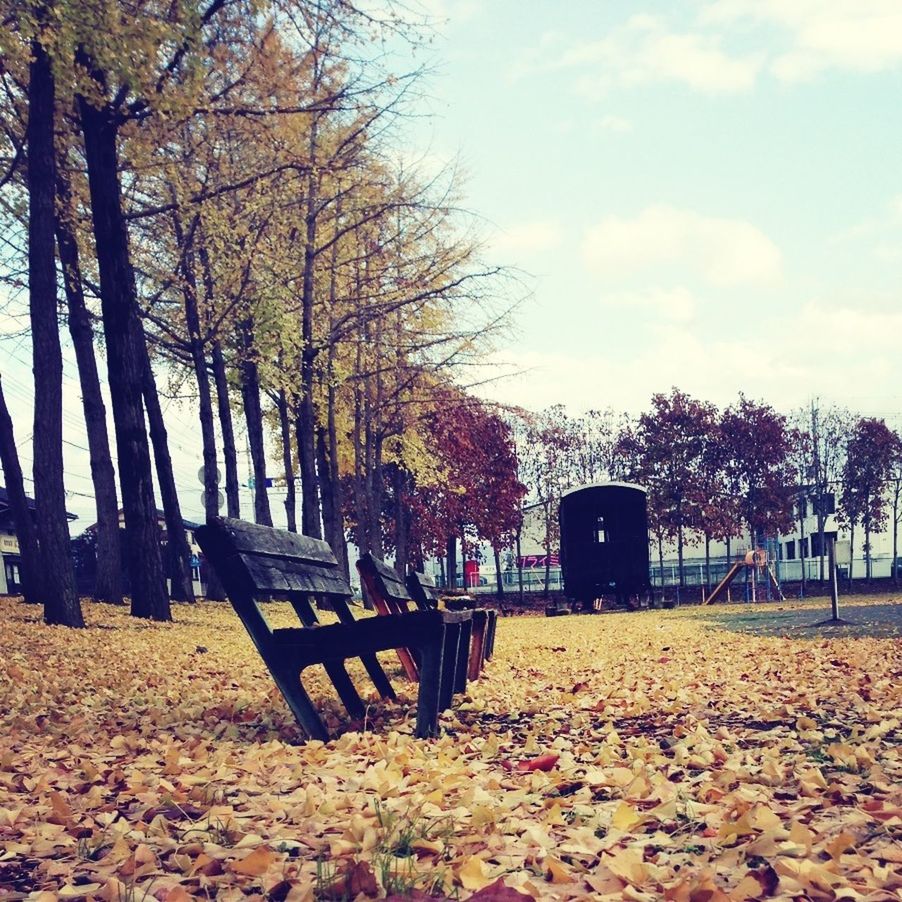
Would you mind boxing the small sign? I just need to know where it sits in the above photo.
[834,540,852,566]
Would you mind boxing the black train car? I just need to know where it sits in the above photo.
[559,482,650,607]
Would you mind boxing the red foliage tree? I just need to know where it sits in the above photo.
[839,418,899,581]
[720,395,793,544]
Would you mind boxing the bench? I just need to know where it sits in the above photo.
[195,517,452,741]
[356,553,472,711]
[406,570,497,681]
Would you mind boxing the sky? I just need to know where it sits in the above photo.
[3,0,902,530]
[413,0,902,417]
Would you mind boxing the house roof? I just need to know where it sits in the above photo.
[0,485,77,521]
[82,508,201,533]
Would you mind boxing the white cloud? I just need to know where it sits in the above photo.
[702,0,902,81]
[598,115,633,133]
[582,205,782,286]
[601,286,698,323]
[490,220,563,256]
[477,300,902,417]
[512,15,763,95]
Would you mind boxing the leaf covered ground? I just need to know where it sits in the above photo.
[1,596,900,901]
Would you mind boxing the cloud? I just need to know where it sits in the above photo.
[512,15,763,95]
[702,0,902,81]
[490,220,563,256]
[598,115,633,133]
[600,286,698,323]
[582,205,782,286]
[477,300,902,417]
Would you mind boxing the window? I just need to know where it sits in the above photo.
[595,516,607,543]
[785,541,795,560]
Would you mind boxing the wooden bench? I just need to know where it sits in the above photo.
[356,553,472,711]
[406,570,497,681]
[195,517,452,741]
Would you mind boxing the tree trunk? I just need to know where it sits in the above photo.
[798,503,807,594]
[325,370,347,577]
[78,77,169,621]
[55,161,123,605]
[211,340,240,519]
[516,529,524,604]
[704,533,711,599]
[658,535,665,603]
[298,141,321,538]
[848,525,855,589]
[864,517,872,582]
[893,493,899,587]
[0,375,43,605]
[393,467,408,575]
[29,38,82,627]
[141,343,195,602]
[172,213,223,599]
[277,389,297,532]
[316,423,347,577]
[446,535,457,591]
[494,545,504,599]
[677,522,684,588]
[239,340,272,526]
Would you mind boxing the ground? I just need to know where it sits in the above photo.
[0,596,900,901]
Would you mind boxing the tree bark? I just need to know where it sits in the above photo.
[277,388,297,532]
[211,340,240,518]
[55,161,123,605]
[0,375,43,605]
[446,535,457,591]
[140,342,195,602]
[494,545,504,598]
[239,327,272,526]
[28,37,83,627]
[78,74,169,621]
[393,467,408,575]
[171,210,224,599]
[516,529,524,604]
[298,135,321,538]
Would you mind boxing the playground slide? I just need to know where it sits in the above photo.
[704,561,742,605]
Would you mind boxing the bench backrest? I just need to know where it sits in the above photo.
[195,517,353,649]
[357,553,410,605]
[406,570,441,610]
[197,517,351,597]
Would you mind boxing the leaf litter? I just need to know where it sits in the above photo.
[0,596,900,900]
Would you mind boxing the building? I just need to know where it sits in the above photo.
[0,486,77,595]
[76,510,206,598]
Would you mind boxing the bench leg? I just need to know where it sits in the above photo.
[455,619,471,694]
[485,611,497,660]
[323,662,366,719]
[468,611,487,682]
[273,662,330,742]
[439,622,460,711]
[361,654,396,701]
[415,635,444,738]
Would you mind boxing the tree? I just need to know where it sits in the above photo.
[55,155,124,605]
[519,406,576,596]
[720,395,793,545]
[840,418,897,582]
[790,400,852,582]
[626,389,715,588]
[27,25,83,627]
